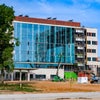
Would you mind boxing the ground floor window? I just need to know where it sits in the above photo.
[14,72,27,80]
[15,72,20,80]
[35,74,46,80]
[30,74,33,79]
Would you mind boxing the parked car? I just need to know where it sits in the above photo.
[90,75,99,83]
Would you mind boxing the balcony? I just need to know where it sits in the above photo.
[75,34,85,38]
[77,55,84,58]
[76,38,85,41]
[77,63,84,66]
[77,47,84,50]
[76,29,84,33]
[75,43,85,47]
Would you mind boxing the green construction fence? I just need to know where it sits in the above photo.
[64,72,77,80]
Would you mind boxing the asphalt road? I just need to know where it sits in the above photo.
[0,92,100,100]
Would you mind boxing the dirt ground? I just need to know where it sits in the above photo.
[1,80,100,94]
[1,81,100,100]
[30,80,100,93]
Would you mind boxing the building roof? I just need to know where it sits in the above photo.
[15,16,80,27]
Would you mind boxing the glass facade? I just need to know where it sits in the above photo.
[14,22,75,68]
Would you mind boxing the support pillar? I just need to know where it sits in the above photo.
[28,70,30,81]
[19,70,22,88]
[11,72,14,81]
[63,65,64,69]
[19,70,22,81]
[4,71,7,80]
[8,73,11,80]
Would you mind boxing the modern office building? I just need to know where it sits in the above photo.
[7,16,98,81]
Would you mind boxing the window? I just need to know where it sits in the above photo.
[87,49,91,53]
[87,33,89,36]
[87,41,91,44]
[87,49,96,53]
[30,74,33,79]
[92,33,96,36]
[92,41,97,45]
[87,57,91,61]
[87,32,96,37]
[92,49,96,53]
[35,74,46,79]
[92,57,97,61]
[87,32,91,36]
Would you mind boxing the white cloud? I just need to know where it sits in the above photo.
[37,0,53,14]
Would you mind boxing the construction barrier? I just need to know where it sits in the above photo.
[64,72,77,80]
[78,77,88,83]
[78,72,88,83]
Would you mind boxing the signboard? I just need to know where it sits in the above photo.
[78,77,88,83]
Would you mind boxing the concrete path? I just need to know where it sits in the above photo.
[0,92,100,100]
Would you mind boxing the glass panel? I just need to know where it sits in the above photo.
[14,22,75,68]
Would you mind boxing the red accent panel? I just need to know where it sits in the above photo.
[15,16,81,27]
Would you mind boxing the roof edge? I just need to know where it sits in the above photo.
[14,16,81,27]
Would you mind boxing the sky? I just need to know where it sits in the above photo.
[0,0,100,56]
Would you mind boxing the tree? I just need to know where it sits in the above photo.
[0,4,19,84]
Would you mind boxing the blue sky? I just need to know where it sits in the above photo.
[0,0,100,56]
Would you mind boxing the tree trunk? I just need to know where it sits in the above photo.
[1,69,5,84]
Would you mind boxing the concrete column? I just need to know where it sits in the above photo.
[13,72,15,80]
[19,70,22,81]
[27,70,30,81]
[4,71,7,80]
[19,70,22,88]
[8,73,11,80]
[46,73,50,80]
[63,65,64,69]
[11,72,14,81]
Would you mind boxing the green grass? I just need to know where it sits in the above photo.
[0,83,40,92]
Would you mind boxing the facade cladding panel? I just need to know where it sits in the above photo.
[14,21,75,68]
[15,16,80,27]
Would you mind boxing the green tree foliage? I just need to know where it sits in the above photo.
[0,4,19,83]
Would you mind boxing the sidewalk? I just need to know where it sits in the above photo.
[0,92,100,100]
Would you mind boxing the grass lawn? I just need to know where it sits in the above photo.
[0,83,41,92]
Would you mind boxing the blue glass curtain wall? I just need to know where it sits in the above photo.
[14,22,75,68]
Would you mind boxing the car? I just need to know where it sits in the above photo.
[90,76,99,83]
